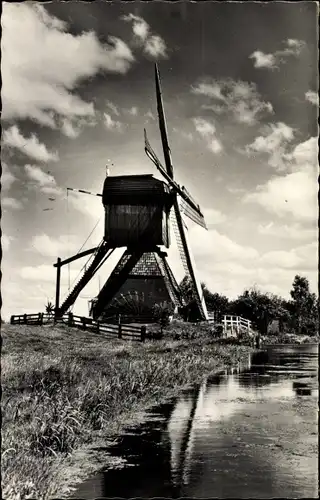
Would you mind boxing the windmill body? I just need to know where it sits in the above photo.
[55,64,208,322]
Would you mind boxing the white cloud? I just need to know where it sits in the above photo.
[2,197,23,210]
[193,117,223,154]
[19,264,77,283]
[2,234,14,251]
[245,122,295,170]
[61,119,81,139]
[30,233,80,258]
[3,126,59,162]
[103,113,123,131]
[204,208,227,226]
[173,127,194,142]
[305,90,319,106]
[145,110,156,121]
[144,35,167,59]
[244,170,317,221]
[106,100,121,116]
[192,79,273,125]
[122,13,167,59]
[128,106,138,116]
[2,4,134,129]
[1,162,16,190]
[249,38,306,69]
[258,221,317,241]
[24,164,62,195]
[249,51,277,69]
[122,14,150,42]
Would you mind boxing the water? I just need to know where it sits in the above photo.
[72,344,318,498]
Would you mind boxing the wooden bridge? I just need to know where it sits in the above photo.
[207,313,254,337]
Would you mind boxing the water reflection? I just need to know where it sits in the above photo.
[72,344,318,499]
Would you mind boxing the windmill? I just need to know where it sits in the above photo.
[54,64,208,322]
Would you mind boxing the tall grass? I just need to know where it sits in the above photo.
[2,323,252,498]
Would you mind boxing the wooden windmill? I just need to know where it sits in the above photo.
[54,64,208,322]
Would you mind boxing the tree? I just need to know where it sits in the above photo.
[289,275,318,335]
[229,287,288,335]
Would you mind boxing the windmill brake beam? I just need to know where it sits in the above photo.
[53,247,98,268]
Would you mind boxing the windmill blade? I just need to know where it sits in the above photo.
[170,203,208,321]
[179,198,207,230]
[144,128,207,228]
[144,128,171,183]
[155,63,174,179]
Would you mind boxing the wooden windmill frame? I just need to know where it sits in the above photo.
[54,65,208,322]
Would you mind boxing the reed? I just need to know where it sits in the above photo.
[2,323,252,499]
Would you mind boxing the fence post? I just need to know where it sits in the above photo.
[141,325,146,343]
[38,312,43,325]
[54,257,61,324]
[10,315,14,325]
[24,314,27,325]
[68,312,74,327]
[96,320,100,335]
[81,317,87,330]
[118,323,122,339]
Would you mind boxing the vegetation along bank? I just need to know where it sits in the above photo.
[2,321,253,499]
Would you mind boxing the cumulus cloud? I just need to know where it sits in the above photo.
[30,233,79,258]
[128,106,138,116]
[3,126,59,162]
[192,79,273,125]
[61,119,81,139]
[2,3,134,130]
[249,38,306,69]
[245,122,295,170]
[2,234,14,252]
[122,13,150,42]
[122,12,167,59]
[305,90,319,106]
[173,127,194,142]
[2,162,16,190]
[243,135,318,222]
[25,164,62,195]
[193,117,223,154]
[106,100,121,116]
[258,221,316,241]
[103,113,123,131]
[2,197,23,210]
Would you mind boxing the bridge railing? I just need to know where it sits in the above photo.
[207,312,253,337]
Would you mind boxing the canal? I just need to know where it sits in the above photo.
[71,343,318,498]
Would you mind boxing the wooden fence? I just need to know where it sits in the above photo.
[207,313,253,337]
[10,312,147,342]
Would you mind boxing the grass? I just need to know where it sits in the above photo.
[2,321,253,499]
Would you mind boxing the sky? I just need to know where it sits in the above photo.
[1,1,319,321]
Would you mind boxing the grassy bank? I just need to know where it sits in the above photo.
[2,323,252,499]
[261,333,319,345]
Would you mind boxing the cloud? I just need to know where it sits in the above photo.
[121,14,150,42]
[192,79,273,125]
[103,113,123,131]
[2,4,134,130]
[244,137,318,222]
[244,170,317,221]
[3,126,59,162]
[122,13,167,59]
[245,122,295,170]
[61,119,81,139]
[204,208,227,226]
[106,100,121,116]
[128,106,138,116]
[1,162,17,190]
[305,90,319,106]
[144,110,156,121]
[30,233,79,258]
[144,35,167,59]
[2,234,14,252]
[184,226,317,299]
[25,164,63,195]
[249,38,306,69]
[2,197,23,210]
[193,117,223,153]
[258,221,316,241]
[173,127,194,142]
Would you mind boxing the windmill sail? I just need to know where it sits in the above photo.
[150,63,209,320]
